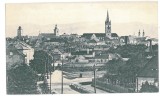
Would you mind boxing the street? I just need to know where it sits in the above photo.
[47,70,108,94]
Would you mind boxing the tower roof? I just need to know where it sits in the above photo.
[106,10,109,21]
[18,26,21,30]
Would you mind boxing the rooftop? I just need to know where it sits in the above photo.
[88,39,98,43]
[71,50,94,55]
[81,33,106,39]
[94,54,109,59]
[39,33,56,39]
[111,33,118,37]
[137,55,158,78]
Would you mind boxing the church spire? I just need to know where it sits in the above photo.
[107,10,109,21]
[105,10,111,38]
[138,29,140,37]
[143,29,145,37]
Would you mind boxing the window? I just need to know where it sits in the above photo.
[10,52,13,56]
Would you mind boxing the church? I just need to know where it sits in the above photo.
[81,10,119,41]
[39,24,59,40]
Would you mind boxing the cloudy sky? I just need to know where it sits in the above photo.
[6,1,158,38]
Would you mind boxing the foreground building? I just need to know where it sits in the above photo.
[136,55,159,92]
[14,41,34,65]
[6,44,25,70]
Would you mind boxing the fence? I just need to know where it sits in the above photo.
[92,79,134,93]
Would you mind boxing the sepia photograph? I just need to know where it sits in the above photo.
[5,0,158,94]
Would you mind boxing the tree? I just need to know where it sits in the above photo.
[109,44,147,58]
[106,58,126,75]
[7,64,38,94]
[29,50,53,74]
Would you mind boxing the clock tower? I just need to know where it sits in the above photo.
[105,10,111,38]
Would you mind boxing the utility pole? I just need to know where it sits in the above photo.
[61,56,64,94]
[44,59,46,80]
[50,63,52,94]
[47,54,49,79]
[48,40,52,94]
[49,54,53,94]
[94,64,96,93]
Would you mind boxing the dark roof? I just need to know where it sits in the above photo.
[81,33,92,39]
[71,50,94,55]
[94,54,109,59]
[88,39,98,43]
[120,36,128,39]
[95,33,106,37]
[82,33,118,39]
[40,33,56,38]
[137,55,158,78]
[111,33,118,37]
[81,33,105,39]
[6,45,25,57]
[44,38,66,43]
[119,36,129,43]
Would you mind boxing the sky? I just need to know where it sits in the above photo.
[5,1,158,38]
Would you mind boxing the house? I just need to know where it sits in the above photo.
[81,33,119,41]
[14,41,34,65]
[93,45,110,51]
[111,33,119,40]
[150,38,158,45]
[81,33,106,41]
[60,33,71,39]
[44,37,66,45]
[119,36,129,45]
[71,49,95,58]
[51,48,62,61]
[39,33,57,40]
[108,53,120,61]
[71,55,89,63]
[87,39,98,46]
[6,44,25,70]
[128,30,149,45]
[128,35,144,45]
[93,54,109,63]
[128,35,137,44]
[136,55,158,92]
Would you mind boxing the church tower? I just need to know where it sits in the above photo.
[105,10,111,38]
[142,29,145,37]
[54,24,59,36]
[17,26,22,39]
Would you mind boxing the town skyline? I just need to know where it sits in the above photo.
[6,1,159,94]
[6,2,158,38]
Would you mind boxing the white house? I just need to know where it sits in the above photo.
[15,41,34,65]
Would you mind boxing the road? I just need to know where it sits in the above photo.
[48,70,91,94]
[47,70,108,94]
